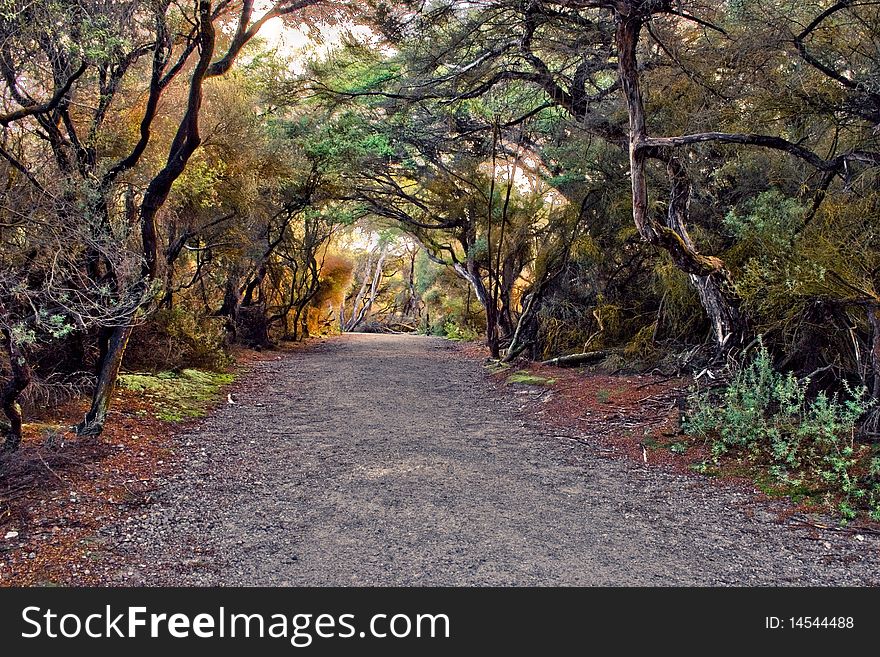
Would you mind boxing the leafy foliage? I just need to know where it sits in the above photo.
[125,309,230,372]
[685,342,877,518]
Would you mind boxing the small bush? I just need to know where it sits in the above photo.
[442,321,479,342]
[684,341,877,518]
[126,308,230,372]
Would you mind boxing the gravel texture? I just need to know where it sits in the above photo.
[106,333,880,585]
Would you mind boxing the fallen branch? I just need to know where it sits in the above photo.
[790,517,880,537]
[541,349,620,368]
[37,452,67,485]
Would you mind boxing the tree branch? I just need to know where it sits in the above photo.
[0,61,87,126]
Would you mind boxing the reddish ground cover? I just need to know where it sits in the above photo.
[0,347,276,586]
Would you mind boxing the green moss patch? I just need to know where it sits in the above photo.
[506,370,556,386]
[118,369,234,422]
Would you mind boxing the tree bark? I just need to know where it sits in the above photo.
[868,303,880,401]
[1,327,32,451]
[75,323,132,436]
[290,267,322,341]
[665,158,743,348]
[242,265,267,307]
[344,251,375,331]
[453,260,498,357]
[217,273,243,342]
[614,11,742,351]
[503,288,543,362]
[345,246,388,331]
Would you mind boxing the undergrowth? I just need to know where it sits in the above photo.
[684,342,879,521]
[441,321,479,342]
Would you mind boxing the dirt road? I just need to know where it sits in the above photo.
[108,334,880,585]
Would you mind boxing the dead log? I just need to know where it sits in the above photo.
[541,349,621,368]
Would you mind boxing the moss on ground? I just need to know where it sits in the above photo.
[506,370,556,386]
[118,369,234,422]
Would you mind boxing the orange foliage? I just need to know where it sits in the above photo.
[300,254,355,335]
[312,254,354,310]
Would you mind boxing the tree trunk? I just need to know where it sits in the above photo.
[217,273,242,342]
[497,252,520,339]
[345,247,387,331]
[1,328,32,451]
[291,304,303,341]
[504,287,544,363]
[402,249,419,317]
[615,11,743,352]
[161,225,195,309]
[453,261,498,357]
[868,303,880,401]
[242,263,267,307]
[289,278,321,342]
[344,252,375,331]
[665,159,743,348]
[75,323,132,437]
[486,304,500,359]
[79,3,217,437]
[504,292,541,363]
[862,302,880,437]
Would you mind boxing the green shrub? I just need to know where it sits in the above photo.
[125,308,230,372]
[684,341,876,518]
[442,321,478,342]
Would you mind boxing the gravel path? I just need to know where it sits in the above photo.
[108,333,880,585]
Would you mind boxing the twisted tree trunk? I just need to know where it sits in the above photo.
[503,288,543,363]
[344,246,388,332]
[665,159,742,349]
[615,10,743,352]
[77,1,217,437]
[75,323,132,436]
[452,260,498,357]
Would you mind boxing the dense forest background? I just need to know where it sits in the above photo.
[2,1,880,516]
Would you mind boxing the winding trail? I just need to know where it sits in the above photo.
[110,334,880,585]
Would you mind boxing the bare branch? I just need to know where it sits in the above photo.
[0,61,87,127]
